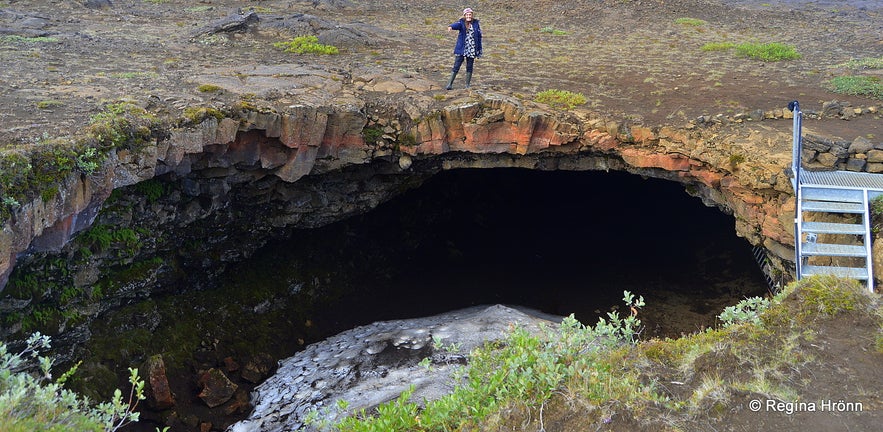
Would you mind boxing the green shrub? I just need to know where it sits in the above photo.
[0,333,147,431]
[718,296,770,327]
[273,35,339,55]
[828,75,883,99]
[196,84,223,93]
[361,126,384,144]
[36,100,64,110]
[535,89,587,110]
[734,42,800,61]
[76,146,102,175]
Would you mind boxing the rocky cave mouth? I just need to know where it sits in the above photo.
[77,166,773,430]
[269,167,771,338]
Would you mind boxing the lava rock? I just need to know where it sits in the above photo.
[198,368,238,408]
[144,354,175,409]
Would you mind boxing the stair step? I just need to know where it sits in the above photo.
[802,221,866,235]
[801,265,869,280]
[801,200,866,214]
[801,242,868,257]
[801,187,865,203]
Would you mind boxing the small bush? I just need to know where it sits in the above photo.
[828,75,883,99]
[0,333,147,431]
[273,35,339,55]
[76,146,102,175]
[734,42,800,61]
[535,89,587,110]
[361,126,384,144]
[196,84,223,93]
[36,100,64,110]
[718,296,770,327]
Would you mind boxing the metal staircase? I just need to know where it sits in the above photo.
[789,101,879,292]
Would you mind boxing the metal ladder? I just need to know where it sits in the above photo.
[789,101,876,292]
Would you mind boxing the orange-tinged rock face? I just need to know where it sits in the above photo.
[0,94,799,293]
[619,148,692,171]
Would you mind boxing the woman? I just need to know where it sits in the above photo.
[445,8,483,90]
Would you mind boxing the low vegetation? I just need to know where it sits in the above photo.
[836,56,883,70]
[829,76,883,100]
[675,17,707,26]
[0,101,160,223]
[273,35,339,55]
[0,35,59,44]
[535,89,587,110]
[701,42,801,61]
[540,27,567,36]
[0,333,149,432]
[326,276,881,431]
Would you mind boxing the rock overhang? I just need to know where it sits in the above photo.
[1,90,806,293]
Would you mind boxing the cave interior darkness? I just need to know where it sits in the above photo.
[255,167,771,339]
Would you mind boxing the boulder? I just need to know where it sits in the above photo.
[198,368,238,408]
[228,304,561,432]
[144,354,175,409]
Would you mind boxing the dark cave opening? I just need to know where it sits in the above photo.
[115,166,773,431]
[264,167,771,339]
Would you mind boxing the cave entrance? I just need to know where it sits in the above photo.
[257,167,770,339]
[89,167,772,431]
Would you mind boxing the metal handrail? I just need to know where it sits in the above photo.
[788,100,802,191]
[789,101,803,280]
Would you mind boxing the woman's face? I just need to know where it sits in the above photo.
[464,11,473,22]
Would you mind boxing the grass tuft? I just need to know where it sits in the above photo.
[675,17,707,26]
[540,27,568,36]
[828,75,883,99]
[273,35,339,55]
[836,57,883,70]
[700,42,735,52]
[734,42,800,61]
[535,89,587,110]
[196,84,223,93]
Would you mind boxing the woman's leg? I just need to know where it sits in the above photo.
[446,55,465,90]
[453,55,466,72]
[464,57,475,88]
